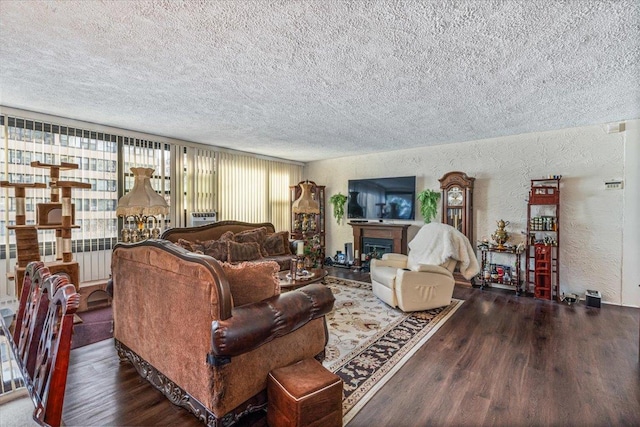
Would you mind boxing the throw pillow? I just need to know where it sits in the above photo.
[218,230,235,241]
[197,232,235,262]
[199,240,229,262]
[281,231,293,255]
[175,239,204,254]
[263,231,289,256]
[234,227,269,256]
[220,260,280,306]
[227,240,264,263]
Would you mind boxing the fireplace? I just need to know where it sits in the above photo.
[362,237,393,258]
[350,222,410,256]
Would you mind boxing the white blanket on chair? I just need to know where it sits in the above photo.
[408,223,480,280]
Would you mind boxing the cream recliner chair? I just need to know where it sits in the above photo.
[371,253,456,311]
[370,223,479,312]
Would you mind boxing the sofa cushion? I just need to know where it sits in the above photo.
[227,241,264,263]
[201,240,229,261]
[197,231,235,262]
[263,231,290,256]
[220,260,280,306]
[234,227,269,257]
[175,238,204,253]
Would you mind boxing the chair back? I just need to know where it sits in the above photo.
[13,261,80,427]
[31,274,80,427]
[15,261,50,377]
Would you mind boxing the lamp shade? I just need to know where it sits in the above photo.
[292,181,320,214]
[116,167,169,218]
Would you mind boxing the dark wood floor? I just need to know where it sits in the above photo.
[63,267,640,426]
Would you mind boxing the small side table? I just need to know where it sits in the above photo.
[478,246,523,295]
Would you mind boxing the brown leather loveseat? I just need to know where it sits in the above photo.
[111,239,334,426]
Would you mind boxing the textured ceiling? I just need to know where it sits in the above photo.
[1,1,638,162]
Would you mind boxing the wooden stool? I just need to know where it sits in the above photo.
[267,358,342,427]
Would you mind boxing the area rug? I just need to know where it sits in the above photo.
[321,276,463,425]
[70,306,113,350]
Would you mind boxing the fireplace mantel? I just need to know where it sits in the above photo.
[350,222,410,255]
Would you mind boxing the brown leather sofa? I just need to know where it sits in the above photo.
[161,220,295,270]
[111,240,334,426]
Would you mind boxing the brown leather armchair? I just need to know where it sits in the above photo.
[111,240,334,426]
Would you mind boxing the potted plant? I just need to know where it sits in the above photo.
[416,189,440,223]
[329,192,348,224]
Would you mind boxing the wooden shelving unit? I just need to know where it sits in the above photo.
[526,178,561,300]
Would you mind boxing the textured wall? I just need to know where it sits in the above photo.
[307,123,629,304]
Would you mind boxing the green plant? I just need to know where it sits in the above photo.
[329,192,348,224]
[417,189,441,223]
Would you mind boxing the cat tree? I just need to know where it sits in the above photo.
[2,161,90,299]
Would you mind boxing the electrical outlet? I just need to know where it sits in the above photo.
[605,180,623,190]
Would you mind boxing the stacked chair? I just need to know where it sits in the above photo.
[6,261,80,427]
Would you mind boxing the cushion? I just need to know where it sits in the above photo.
[175,238,204,254]
[201,240,229,261]
[219,230,235,241]
[197,231,235,262]
[234,227,269,257]
[370,266,398,290]
[227,240,264,263]
[263,231,290,256]
[220,260,280,306]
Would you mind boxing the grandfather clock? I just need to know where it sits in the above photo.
[439,171,475,243]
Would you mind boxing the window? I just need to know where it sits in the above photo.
[0,112,302,298]
[0,115,119,283]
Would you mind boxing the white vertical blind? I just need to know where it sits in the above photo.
[269,161,302,231]
[168,145,217,228]
[217,151,302,230]
[169,144,187,228]
[217,152,269,223]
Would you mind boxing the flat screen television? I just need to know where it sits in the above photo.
[347,176,416,220]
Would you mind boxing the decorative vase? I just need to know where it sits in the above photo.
[491,219,510,249]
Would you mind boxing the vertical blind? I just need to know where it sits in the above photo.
[217,151,302,231]
[167,145,218,228]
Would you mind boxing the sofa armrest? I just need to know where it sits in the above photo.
[371,254,408,270]
[211,283,334,358]
[411,264,453,275]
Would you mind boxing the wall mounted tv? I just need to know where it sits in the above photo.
[347,176,416,220]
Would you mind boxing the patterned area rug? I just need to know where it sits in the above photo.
[321,276,463,425]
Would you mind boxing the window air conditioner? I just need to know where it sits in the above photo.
[190,212,217,226]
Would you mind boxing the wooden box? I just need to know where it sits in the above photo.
[267,358,342,427]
